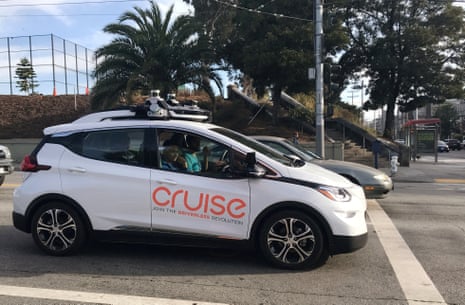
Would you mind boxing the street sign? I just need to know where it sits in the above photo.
[308,68,315,80]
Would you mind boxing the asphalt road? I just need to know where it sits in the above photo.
[0,152,464,305]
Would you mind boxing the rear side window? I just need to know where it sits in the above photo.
[62,128,146,165]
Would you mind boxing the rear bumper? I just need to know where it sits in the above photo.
[330,232,368,255]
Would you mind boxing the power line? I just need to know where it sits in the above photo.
[0,13,121,17]
[212,0,313,22]
[324,0,465,5]
[0,0,145,8]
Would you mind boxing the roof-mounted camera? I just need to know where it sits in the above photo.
[130,90,211,122]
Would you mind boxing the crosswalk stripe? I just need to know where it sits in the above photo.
[367,200,447,305]
[0,284,229,305]
[434,178,465,184]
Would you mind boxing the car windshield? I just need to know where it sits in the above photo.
[212,128,297,166]
[282,139,322,160]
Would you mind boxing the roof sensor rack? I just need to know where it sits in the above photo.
[131,90,211,122]
[73,90,211,123]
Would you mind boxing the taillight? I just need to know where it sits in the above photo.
[21,155,51,172]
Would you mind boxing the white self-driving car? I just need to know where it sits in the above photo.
[13,97,367,270]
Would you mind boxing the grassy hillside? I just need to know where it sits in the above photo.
[0,95,91,138]
[0,94,312,142]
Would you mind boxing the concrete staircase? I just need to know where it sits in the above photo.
[226,86,393,168]
[326,127,388,167]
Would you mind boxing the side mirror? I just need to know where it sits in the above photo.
[245,152,266,177]
[284,154,306,167]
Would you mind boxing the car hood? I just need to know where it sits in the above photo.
[312,159,386,178]
[284,161,354,188]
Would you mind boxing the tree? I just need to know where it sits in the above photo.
[183,0,349,124]
[434,103,460,139]
[91,1,222,110]
[341,0,465,139]
[15,57,39,94]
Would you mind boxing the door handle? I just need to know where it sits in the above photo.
[68,167,87,173]
[156,179,177,185]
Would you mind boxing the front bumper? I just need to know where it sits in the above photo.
[330,232,368,255]
[0,159,14,176]
[364,184,393,199]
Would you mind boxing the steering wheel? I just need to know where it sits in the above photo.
[219,150,232,173]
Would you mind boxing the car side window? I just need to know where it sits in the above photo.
[80,128,145,165]
[156,129,245,178]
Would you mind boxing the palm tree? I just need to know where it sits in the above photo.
[91,1,222,110]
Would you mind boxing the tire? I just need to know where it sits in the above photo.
[31,201,87,256]
[257,210,328,270]
[0,176,4,186]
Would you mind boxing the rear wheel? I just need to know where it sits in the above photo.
[0,176,4,186]
[31,202,87,256]
[258,210,328,270]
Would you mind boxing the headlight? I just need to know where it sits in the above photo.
[2,147,12,159]
[318,186,351,202]
[374,174,390,182]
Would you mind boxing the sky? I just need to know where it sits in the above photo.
[0,0,195,95]
[0,0,192,51]
[2,0,464,108]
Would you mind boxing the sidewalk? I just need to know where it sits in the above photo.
[379,154,465,183]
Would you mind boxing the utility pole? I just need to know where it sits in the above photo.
[315,0,325,158]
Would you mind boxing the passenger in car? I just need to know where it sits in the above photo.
[184,135,206,173]
[161,146,187,170]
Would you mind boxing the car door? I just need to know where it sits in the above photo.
[60,128,151,231]
[150,129,251,239]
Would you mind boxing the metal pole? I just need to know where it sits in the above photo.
[85,48,90,94]
[29,36,34,93]
[51,34,56,95]
[360,80,364,106]
[315,0,325,158]
[7,37,12,95]
[75,44,79,94]
[63,39,68,95]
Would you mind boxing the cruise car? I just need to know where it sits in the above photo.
[12,96,368,270]
[251,136,393,199]
[0,144,14,186]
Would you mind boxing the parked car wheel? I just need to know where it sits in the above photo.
[0,176,4,186]
[258,211,328,270]
[31,202,87,256]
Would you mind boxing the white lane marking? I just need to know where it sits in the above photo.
[367,200,447,305]
[1,183,20,188]
[0,284,229,305]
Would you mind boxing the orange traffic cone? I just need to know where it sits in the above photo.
[85,87,89,95]
[53,87,57,96]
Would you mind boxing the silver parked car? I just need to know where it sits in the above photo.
[252,136,393,199]
[437,140,450,152]
[0,144,14,186]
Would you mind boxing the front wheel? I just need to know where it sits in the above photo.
[31,202,87,256]
[257,211,328,270]
[0,176,4,186]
